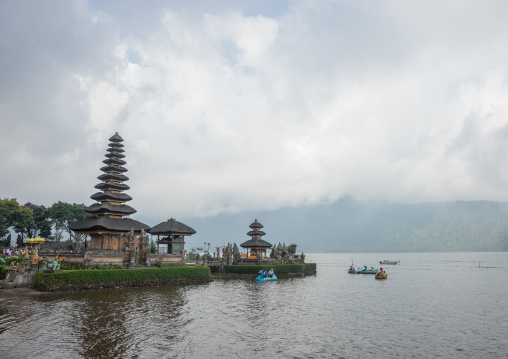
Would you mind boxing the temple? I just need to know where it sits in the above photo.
[69,132,151,253]
[149,218,196,255]
[240,219,272,260]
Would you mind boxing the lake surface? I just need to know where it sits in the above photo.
[1,252,508,358]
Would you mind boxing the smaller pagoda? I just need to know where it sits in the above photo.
[148,218,196,255]
[240,219,272,259]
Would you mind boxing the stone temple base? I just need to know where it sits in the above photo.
[40,251,184,267]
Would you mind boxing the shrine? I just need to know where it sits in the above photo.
[240,219,272,260]
[149,218,196,255]
[67,132,152,265]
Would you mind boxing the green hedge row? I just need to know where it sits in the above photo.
[224,263,316,275]
[33,266,211,290]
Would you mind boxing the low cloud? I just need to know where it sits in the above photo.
[1,0,508,224]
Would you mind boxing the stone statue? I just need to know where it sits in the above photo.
[46,259,61,270]
[226,243,232,265]
[139,229,151,266]
[281,242,289,263]
[233,243,240,264]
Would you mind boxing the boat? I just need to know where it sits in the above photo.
[256,273,278,281]
[348,268,357,274]
[375,268,387,279]
[379,260,399,265]
[358,266,378,274]
[375,272,387,279]
[348,259,358,274]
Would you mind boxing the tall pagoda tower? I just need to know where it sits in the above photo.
[69,132,150,252]
[240,219,272,258]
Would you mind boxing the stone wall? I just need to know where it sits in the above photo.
[40,251,184,267]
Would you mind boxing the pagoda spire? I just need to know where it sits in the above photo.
[85,132,136,219]
[69,132,150,234]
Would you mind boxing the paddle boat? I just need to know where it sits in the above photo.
[375,268,387,279]
[379,260,399,265]
[358,266,378,274]
[256,273,277,281]
[348,267,357,274]
[348,259,358,274]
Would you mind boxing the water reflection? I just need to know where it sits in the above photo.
[1,253,508,358]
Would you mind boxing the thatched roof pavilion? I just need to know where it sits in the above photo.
[148,218,196,255]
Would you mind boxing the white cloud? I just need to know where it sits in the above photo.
[2,0,508,222]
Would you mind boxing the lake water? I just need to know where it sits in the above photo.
[1,252,508,358]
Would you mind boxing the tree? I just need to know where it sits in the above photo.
[12,206,33,242]
[47,201,91,250]
[150,239,157,254]
[0,198,34,245]
[288,243,298,255]
[23,202,52,239]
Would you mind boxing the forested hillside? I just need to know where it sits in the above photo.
[187,198,508,252]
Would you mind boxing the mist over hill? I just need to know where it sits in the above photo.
[185,198,508,253]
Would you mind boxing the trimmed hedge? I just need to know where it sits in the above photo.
[224,263,316,275]
[33,266,212,291]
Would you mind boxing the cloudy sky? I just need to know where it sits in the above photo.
[2,0,508,224]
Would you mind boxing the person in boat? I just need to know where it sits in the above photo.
[268,268,274,277]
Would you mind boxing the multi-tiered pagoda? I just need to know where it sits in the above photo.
[69,133,150,252]
[240,219,272,258]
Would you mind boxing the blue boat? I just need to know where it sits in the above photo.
[358,266,378,274]
[256,273,278,281]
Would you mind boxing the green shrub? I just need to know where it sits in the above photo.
[223,264,316,275]
[303,263,317,273]
[87,264,124,270]
[4,257,21,266]
[153,260,182,268]
[33,266,211,290]
[0,266,8,280]
[60,262,84,271]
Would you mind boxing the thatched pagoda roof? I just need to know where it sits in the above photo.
[105,152,125,159]
[95,182,130,191]
[100,165,128,173]
[90,191,132,202]
[148,218,196,235]
[97,173,129,182]
[102,158,126,166]
[247,230,266,236]
[240,239,272,248]
[109,133,124,142]
[69,216,150,233]
[249,219,264,229]
[85,203,136,215]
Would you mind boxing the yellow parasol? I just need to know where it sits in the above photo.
[26,237,46,244]
[33,237,45,243]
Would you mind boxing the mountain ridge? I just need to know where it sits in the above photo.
[184,198,508,253]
